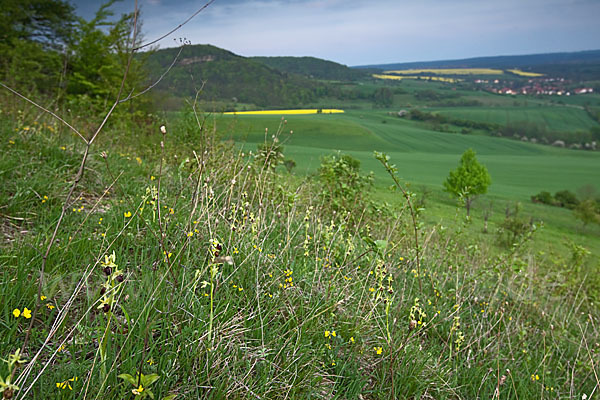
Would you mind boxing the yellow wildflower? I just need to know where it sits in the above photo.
[13,309,21,318]
[124,211,132,218]
[132,384,144,395]
[22,307,32,319]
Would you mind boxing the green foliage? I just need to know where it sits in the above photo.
[66,1,148,112]
[531,190,555,205]
[0,0,75,49]
[0,0,75,93]
[144,45,324,109]
[497,203,535,246]
[118,372,160,399]
[255,140,284,171]
[372,87,393,107]
[443,148,491,216]
[283,158,296,173]
[318,152,372,212]
[251,56,367,81]
[573,199,600,227]
[554,189,579,209]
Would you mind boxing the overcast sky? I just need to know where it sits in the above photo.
[72,0,600,66]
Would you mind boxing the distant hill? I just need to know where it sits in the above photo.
[356,50,600,80]
[251,56,368,81]
[143,44,325,109]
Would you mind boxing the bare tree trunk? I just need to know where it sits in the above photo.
[466,197,471,217]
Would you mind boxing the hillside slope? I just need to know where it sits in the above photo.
[143,44,324,108]
[251,56,368,81]
[357,49,600,80]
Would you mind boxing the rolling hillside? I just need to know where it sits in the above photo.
[357,49,600,80]
[251,56,368,81]
[143,44,324,108]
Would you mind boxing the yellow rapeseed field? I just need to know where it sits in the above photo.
[373,74,462,83]
[223,109,344,115]
[383,68,504,75]
[507,69,544,77]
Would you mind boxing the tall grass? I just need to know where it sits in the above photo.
[1,104,599,398]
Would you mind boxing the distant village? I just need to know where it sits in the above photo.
[474,78,594,96]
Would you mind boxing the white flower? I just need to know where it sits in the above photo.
[160,125,166,134]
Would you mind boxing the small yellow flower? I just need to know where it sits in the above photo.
[13,308,21,318]
[350,337,355,343]
[132,384,145,395]
[369,288,375,292]
[324,330,331,338]
[46,303,55,310]
[56,376,78,390]
[124,211,132,218]
[40,295,47,301]
[374,346,383,355]
[187,232,194,237]
[169,208,174,214]
[331,330,336,337]
[150,175,156,180]
[23,307,32,319]
[147,358,155,365]
[135,157,142,165]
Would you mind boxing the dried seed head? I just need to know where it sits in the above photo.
[100,151,108,159]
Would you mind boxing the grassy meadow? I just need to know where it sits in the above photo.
[2,102,599,399]
[2,35,600,399]
[216,109,600,257]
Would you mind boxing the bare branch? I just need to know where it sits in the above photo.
[134,0,216,51]
[119,45,185,103]
[0,82,88,144]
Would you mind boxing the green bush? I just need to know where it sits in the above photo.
[554,189,579,209]
[318,152,372,213]
[531,190,555,205]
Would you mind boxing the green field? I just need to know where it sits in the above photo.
[216,109,600,256]
[217,111,600,197]
[433,105,598,132]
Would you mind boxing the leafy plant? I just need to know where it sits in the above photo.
[443,148,491,217]
[118,372,160,399]
[318,152,372,213]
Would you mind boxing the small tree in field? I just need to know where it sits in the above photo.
[444,148,491,217]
